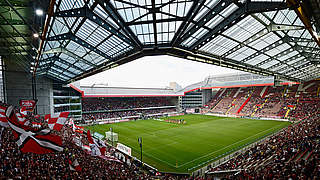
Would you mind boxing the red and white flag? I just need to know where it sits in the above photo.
[45,112,70,131]
[0,106,8,127]
[31,122,42,128]
[6,113,63,154]
[72,123,84,134]
[87,130,101,156]
[19,99,37,117]
[15,112,29,126]
[69,159,82,171]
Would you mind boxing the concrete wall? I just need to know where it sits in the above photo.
[4,58,53,115]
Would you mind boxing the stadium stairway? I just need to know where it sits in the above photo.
[284,108,291,118]
[236,94,252,114]
[210,98,223,111]
[225,99,237,114]
[294,149,310,162]
[251,99,268,117]
[301,150,313,161]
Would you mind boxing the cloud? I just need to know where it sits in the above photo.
[80,55,240,88]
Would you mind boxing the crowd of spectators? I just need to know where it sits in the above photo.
[206,81,320,119]
[82,97,174,112]
[82,108,177,121]
[0,113,150,179]
[208,113,320,179]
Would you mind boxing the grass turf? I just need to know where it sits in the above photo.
[86,114,290,173]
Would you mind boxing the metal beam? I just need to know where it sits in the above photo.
[241,39,285,63]
[221,28,269,58]
[42,47,96,67]
[293,45,320,52]
[0,13,37,50]
[287,0,320,47]
[177,0,234,46]
[40,56,86,72]
[127,17,186,25]
[47,68,73,79]
[0,41,29,47]
[267,54,302,71]
[188,1,288,50]
[171,0,206,47]
[267,23,305,31]
[256,12,315,80]
[0,0,29,7]
[50,64,78,77]
[191,8,247,50]
[33,0,56,77]
[286,36,314,43]
[55,7,133,46]
[0,32,30,38]
[0,19,25,25]
[4,0,38,34]
[47,32,112,61]
[0,25,33,59]
[0,45,29,50]
[151,0,157,47]
[97,0,142,49]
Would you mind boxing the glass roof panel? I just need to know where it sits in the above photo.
[278,50,298,61]
[246,54,269,65]
[93,5,119,29]
[40,0,320,82]
[59,0,85,11]
[259,59,278,69]
[227,46,257,61]
[200,35,239,56]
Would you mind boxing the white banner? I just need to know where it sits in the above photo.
[116,143,132,156]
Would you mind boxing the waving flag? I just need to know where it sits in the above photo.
[72,123,84,133]
[0,106,8,127]
[45,112,69,131]
[6,108,63,154]
[87,130,101,156]
[16,112,29,126]
[69,159,82,171]
[31,122,42,128]
[19,99,37,117]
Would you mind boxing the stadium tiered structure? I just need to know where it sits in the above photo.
[1,0,320,179]
[204,79,320,120]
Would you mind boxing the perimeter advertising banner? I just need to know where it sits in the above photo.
[116,143,132,156]
[186,108,195,113]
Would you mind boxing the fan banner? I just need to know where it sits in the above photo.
[0,106,8,127]
[6,112,63,154]
[19,99,38,116]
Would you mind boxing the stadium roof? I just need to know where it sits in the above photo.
[0,0,49,70]
[2,0,319,83]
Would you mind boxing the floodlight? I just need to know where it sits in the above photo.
[33,33,39,38]
[35,9,44,16]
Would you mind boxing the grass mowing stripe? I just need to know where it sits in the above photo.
[86,114,290,173]
[177,123,284,168]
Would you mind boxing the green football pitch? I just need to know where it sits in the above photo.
[86,114,290,173]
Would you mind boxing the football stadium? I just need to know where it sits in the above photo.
[0,0,320,179]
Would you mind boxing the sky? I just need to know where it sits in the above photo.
[80,55,240,88]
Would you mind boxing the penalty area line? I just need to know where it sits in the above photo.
[177,123,284,168]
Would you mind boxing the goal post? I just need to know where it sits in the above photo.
[105,131,118,142]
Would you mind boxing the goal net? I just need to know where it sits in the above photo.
[105,131,118,142]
